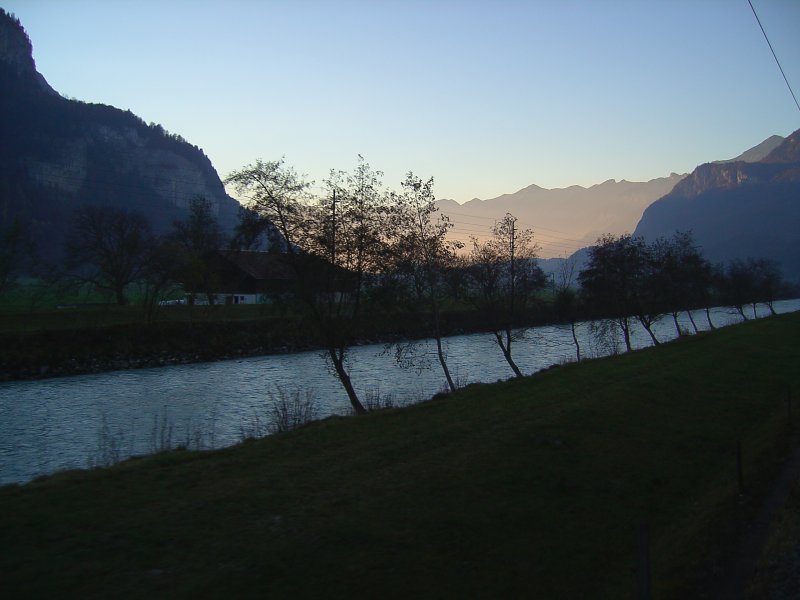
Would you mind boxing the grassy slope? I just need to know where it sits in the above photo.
[1,313,798,598]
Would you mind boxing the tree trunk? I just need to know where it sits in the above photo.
[686,310,699,334]
[115,286,127,306]
[428,297,456,393]
[705,306,716,329]
[671,312,682,337]
[328,347,366,414]
[620,317,633,352]
[494,329,523,378]
[435,335,457,393]
[637,316,660,346]
[571,321,581,362]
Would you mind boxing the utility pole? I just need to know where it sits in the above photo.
[509,216,516,318]
[331,188,337,264]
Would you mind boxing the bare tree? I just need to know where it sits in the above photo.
[225,156,391,415]
[225,158,312,252]
[553,255,582,361]
[0,217,37,297]
[389,172,462,392]
[309,157,391,414]
[649,231,711,336]
[170,197,225,305]
[64,205,152,305]
[468,213,544,377]
[140,237,180,322]
[721,257,785,319]
[750,258,784,316]
[722,259,757,321]
[578,234,648,352]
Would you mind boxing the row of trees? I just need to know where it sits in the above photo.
[1,156,792,415]
[0,197,228,320]
[573,232,787,353]
[225,157,793,413]
[225,157,550,412]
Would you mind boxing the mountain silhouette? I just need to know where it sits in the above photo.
[0,9,242,261]
[633,128,800,281]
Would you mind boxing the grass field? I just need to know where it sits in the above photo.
[0,312,797,598]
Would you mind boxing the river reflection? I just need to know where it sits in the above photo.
[1,300,797,485]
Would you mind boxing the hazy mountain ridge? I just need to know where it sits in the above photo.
[436,174,687,257]
[713,134,784,164]
[634,128,800,281]
[0,9,241,260]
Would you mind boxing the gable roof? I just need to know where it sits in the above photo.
[219,250,296,281]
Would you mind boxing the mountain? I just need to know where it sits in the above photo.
[633,128,800,281]
[0,10,242,261]
[436,174,687,258]
[713,134,784,164]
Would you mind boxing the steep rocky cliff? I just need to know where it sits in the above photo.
[0,9,242,260]
[634,129,800,281]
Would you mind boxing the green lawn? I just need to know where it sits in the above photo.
[0,313,797,598]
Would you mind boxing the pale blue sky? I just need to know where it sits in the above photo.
[3,0,799,202]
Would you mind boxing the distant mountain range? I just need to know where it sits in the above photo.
[0,9,241,261]
[437,130,798,282]
[436,174,687,258]
[436,134,790,260]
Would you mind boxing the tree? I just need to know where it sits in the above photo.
[225,156,391,415]
[170,197,225,304]
[649,231,712,336]
[140,237,180,322]
[468,213,544,377]
[578,234,649,352]
[309,157,391,414]
[0,217,37,297]
[389,172,462,392]
[704,263,726,329]
[64,205,152,305]
[722,259,757,321]
[553,255,582,361]
[721,257,785,319]
[225,158,312,252]
[750,258,784,316]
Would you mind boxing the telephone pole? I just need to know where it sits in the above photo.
[331,188,337,264]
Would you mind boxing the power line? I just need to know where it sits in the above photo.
[748,0,800,113]
[441,209,578,237]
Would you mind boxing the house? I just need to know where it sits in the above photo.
[190,250,298,305]
[190,250,352,305]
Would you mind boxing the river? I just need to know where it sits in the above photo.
[1,300,797,485]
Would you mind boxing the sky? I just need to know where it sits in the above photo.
[3,0,799,203]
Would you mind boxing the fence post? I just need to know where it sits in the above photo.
[636,523,651,600]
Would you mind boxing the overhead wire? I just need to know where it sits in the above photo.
[748,0,800,113]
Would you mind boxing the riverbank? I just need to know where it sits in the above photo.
[1,313,797,597]
[0,304,552,381]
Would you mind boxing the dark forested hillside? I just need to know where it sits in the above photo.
[0,9,241,262]
[633,129,800,281]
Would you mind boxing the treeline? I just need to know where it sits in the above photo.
[570,232,791,352]
[1,196,230,318]
[223,157,795,413]
[1,157,795,410]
